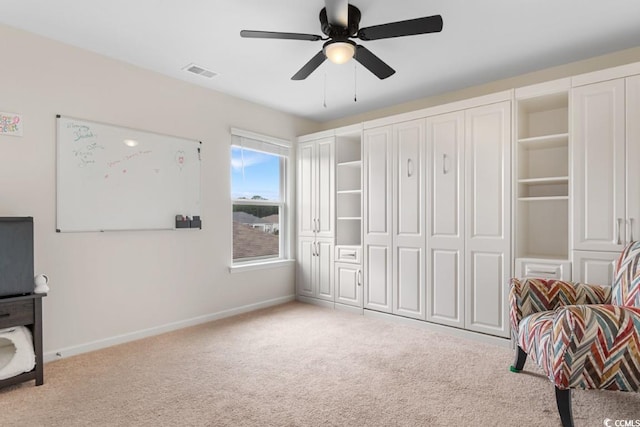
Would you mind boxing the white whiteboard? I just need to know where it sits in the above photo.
[56,116,201,232]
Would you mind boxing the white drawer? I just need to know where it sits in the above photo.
[515,258,571,281]
[335,246,361,263]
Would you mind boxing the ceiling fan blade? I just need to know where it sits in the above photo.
[324,0,349,27]
[354,45,395,80]
[240,30,322,41]
[291,51,327,80]
[358,15,443,41]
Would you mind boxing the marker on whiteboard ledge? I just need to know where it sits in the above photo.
[190,215,202,229]
[175,214,190,229]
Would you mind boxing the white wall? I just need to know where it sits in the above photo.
[0,24,319,359]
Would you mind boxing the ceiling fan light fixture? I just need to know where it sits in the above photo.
[324,40,356,64]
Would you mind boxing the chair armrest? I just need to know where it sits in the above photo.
[509,278,611,333]
[550,305,640,391]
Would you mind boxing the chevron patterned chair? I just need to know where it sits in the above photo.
[509,241,640,427]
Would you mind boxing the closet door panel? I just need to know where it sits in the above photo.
[572,79,625,252]
[394,246,424,319]
[572,250,619,287]
[627,75,640,243]
[296,238,315,297]
[298,142,316,237]
[392,120,425,320]
[395,121,424,237]
[429,248,463,326]
[365,245,392,312]
[316,239,334,301]
[364,128,392,236]
[426,111,465,327]
[363,127,393,313]
[464,101,511,338]
[316,138,335,239]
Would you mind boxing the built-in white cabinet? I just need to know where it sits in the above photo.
[298,138,334,238]
[295,60,640,344]
[571,73,640,282]
[297,136,335,302]
[297,237,334,301]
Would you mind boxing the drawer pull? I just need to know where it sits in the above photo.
[0,313,10,318]
[343,253,356,258]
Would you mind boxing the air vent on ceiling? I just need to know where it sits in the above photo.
[182,63,217,78]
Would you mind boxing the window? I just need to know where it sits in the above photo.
[231,129,290,265]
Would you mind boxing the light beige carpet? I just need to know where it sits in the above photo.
[0,302,638,426]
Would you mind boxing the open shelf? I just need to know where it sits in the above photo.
[335,131,362,247]
[515,85,570,261]
[518,133,569,149]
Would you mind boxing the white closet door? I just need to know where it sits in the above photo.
[298,142,316,237]
[296,237,315,297]
[316,239,334,301]
[335,262,362,308]
[426,111,465,328]
[572,79,626,252]
[392,119,426,319]
[316,138,335,239]
[626,75,640,244]
[363,126,393,313]
[464,101,511,338]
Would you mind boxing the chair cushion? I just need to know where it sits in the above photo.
[612,241,640,307]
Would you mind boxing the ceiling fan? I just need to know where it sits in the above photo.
[240,0,443,80]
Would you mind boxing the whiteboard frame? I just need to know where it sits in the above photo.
[55,115,202,232]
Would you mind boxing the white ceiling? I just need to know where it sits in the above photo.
[2,1,640,122]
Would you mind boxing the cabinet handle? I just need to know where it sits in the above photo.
[313,218,317,233]
[314,242,318,257]
[357,269,362,286]
[629,218,635,242]
[0,313,10,318]
[316,218,320,232]
[407,158,413,177]
[443,154,449,174]
[616,218,623,245]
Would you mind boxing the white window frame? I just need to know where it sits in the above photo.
[229,128,292,271]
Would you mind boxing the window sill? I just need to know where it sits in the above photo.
[229,259,295,274]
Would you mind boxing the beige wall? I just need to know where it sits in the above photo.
[320,45,640,130]
[0,24,318,358]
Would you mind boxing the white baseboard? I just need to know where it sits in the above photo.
[44,295,296,363]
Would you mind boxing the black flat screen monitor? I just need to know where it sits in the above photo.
[0,217,34,297]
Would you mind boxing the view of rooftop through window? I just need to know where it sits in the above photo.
[231,146,283,262]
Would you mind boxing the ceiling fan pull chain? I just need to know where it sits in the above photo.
[354,63,357,102]
[323,73,327,108]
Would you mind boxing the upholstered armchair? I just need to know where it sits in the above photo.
[509,241,640,427]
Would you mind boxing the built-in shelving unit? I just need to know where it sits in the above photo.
[515,81,571,271]
[335,133,362,247]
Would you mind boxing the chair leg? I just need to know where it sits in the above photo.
[509,345,527,372]
[555,387,574,427]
